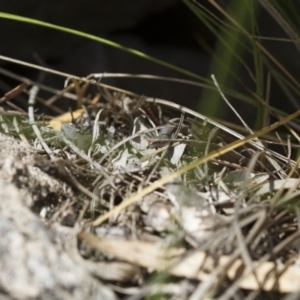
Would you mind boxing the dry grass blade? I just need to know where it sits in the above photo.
[0,82,28,104]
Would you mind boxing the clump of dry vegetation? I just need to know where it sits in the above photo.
[0,62,300,300]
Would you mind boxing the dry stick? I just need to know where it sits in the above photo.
[46,82,76,106]
[92,108,300,226]
[0,108,51,120]
[0,82,28,104]
[92,72,214,91]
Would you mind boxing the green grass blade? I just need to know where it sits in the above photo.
[0,12,207,82]
[185,0,255,119]
[247,0,265,129]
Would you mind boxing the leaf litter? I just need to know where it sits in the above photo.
[1,63,300,299]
